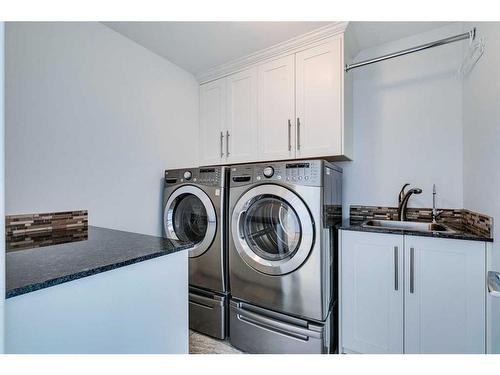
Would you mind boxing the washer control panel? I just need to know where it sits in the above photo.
[197,167,221,186]
[263,166,274,178]
[165,167,222,187]
[251,160,322,186]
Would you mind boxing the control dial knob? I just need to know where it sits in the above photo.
[183,171,192,180]
[263,166,274,178]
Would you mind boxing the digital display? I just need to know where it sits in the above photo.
[233,176,251,182]
[200,168,216,173]
[285,163,310,169]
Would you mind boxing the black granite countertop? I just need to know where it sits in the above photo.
[6,226,191,299]
[339,219,493,242]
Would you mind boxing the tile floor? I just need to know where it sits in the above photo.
[189,330,243,354]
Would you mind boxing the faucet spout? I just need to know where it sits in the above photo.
[397,186,422,221]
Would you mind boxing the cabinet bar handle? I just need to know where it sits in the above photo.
[226,130,230,157]
[297,118,301,150]
[410,247,415,294]
[220,131,224,158]
[287,119,292,151]
[394,246,398,291]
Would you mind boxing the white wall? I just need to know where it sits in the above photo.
[462,22,500,353]
[339,23,465,217]
[0,21,5,354]
[5,22,199,236]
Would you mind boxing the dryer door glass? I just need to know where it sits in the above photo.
[164,185,217,258]
[243,196,301,261]
[231,184,314,276]
[173,194,208,243]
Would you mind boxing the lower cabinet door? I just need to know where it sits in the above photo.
[404,236,486,354]
[341,230,404,354]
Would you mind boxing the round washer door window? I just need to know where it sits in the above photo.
[231,184,314,275]
[173,194,208,243]
[164,185,216,258]
[243,196,302,261]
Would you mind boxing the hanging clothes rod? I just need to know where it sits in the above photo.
[345,27,476,72]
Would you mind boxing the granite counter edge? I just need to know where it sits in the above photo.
[6,246,190,299]
[338,222,493,243]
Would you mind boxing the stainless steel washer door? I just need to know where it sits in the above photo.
[231,184,314,275]
[164,185,216,258]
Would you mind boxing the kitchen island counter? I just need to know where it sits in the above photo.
[5,226,190,354]
[6,226,190,298]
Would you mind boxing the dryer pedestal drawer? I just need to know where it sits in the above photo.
[229,299,332,354]
[189,288,227,339]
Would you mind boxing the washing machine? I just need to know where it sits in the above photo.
[228,160,342,353]
[163,166,229,339]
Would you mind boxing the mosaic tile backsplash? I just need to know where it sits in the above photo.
[350,205,492,238]
[6,210,88,251]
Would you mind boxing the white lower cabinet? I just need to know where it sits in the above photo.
[404,236,485,354]
[341,231,404,354]
[340,230,486,354]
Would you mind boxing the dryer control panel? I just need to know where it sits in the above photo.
[230,160,325,187]
[164,167,224,188]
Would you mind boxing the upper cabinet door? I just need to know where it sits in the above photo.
[295,36,343,159]
[226,68,259,164]
[404,236,486,354]
[341,230,404,354]
[199,78,226,166]
[257,55,295,161]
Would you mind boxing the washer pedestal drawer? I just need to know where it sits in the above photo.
[189,287,227,340]
[229,299,333,354]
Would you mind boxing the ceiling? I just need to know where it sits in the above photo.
[103,22,330,76]
[103,21,454,77]
[349,21,452,52]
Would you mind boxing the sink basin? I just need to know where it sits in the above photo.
[361,220,456,234]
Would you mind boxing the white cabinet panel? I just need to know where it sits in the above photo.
[257,55,295,161]
[404,236,486,354]
[199,78,226,166]
[6,254,188,353]
[226,68,258,163]
[341,230,404,354]
[295,36,343,158]
[199,34,353,165]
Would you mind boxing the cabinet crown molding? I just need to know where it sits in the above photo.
[196,22,349,84]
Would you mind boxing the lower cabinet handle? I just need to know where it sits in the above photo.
[220,131,224,158]
[394,246,398,291]
[226,130,230,157]
[410,247,415,294]
[287,119,292,151]
[297,117,301,150]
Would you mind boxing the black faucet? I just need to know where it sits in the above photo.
[398,183,423,221]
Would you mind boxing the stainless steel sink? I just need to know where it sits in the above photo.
[361,220,456,234]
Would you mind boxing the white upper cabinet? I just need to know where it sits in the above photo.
[404,236,486,354]
[226,68,259,164]
[341,230,404,354]
[295,36,344,158]
[199,78,226,166]
[198,26,353,166]
[258,55,296,161]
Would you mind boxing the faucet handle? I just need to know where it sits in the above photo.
[433,210,444,221]
[399,183,410,204]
